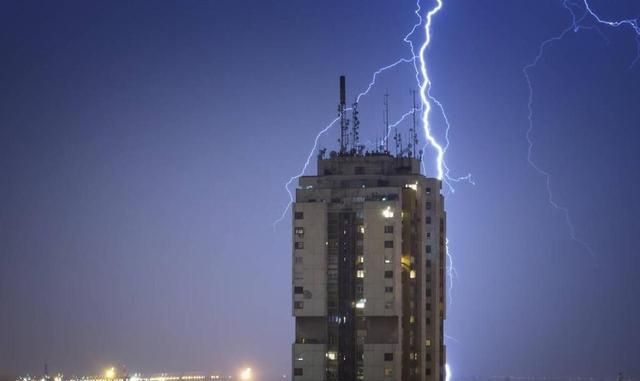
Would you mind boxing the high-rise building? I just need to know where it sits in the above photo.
[291,115,447,380]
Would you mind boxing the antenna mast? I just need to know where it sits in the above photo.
[351,101,360,152]
[383,92,390,152]
[338,76,349,154]
[410,90,419,158]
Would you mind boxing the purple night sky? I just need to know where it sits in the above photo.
[1,0,639,379]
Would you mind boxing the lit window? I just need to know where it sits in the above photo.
[384,225,394,234]
[384,257,392,264]
[406,183,418,191]
[410,270,416,279]
[425,339,431,347]
[355,299,366,309]
[359,226,365,234]
[294,212,304,220]
[295,227,304,237]
[426,187,431,194]
[357,256,364,264]
[410,315,415,323]
[296,355,303,361]
[326,351,338,360]
[295,242,304,250]
[382,206,394,218]
[356,270,365,278]
[384,368,393,377]
[384,240,394,248]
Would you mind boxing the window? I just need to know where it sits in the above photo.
[425,368,431,376]
[294,301,304,309]
[426,216,432,224]
[355,166,365,174]
[426,232,431,238]
[357,255,364,264]
[426,303,431,311]
[426,245,432,253]
[385,286,393,293]
[426,187,431,194]
[294,211,304,220]
[295,242,304,249]
[294,368,303,376]
[384,353,393,361]
[426,201,432,210]
[326,351,337,360]
[425,339,431,347]
[384,270,393,279]
[426,274,431,282]
[426,288,431,297]
[385,302,393,309]
[384,257,392,264]
[384,240,394,248]
[384,225,394,234]
[382,206,394,218]
[426,353,432,362]
[384,368,393,377]
[295,257,303,264]
[294,286,304,294]
[426,317,431,325]
[357,270,365,278]
[294,227,304,237]
[410,270,416,279]
[426,260,432,268]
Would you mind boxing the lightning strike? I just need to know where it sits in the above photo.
[524,0,640,257]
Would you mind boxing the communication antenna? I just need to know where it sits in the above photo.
[394,128,402,157]
[383,92,390,152]
[351,101,360,152]
[338,76,349,154]
[410,90,419,158]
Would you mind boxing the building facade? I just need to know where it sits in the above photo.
[292,153,446,381]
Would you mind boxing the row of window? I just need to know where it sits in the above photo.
[295,240,395,250]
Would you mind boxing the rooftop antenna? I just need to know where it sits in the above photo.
[410,90,419,158]
[338,75,349,154]
[383,91,390,152]
[394,128,402,157]
[351,100,360,152]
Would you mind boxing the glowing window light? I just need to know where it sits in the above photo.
[355,299,366,309]
[382,207,394,219]
[326,351,338,360]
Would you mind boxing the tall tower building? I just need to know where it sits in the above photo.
[291,78,447,381]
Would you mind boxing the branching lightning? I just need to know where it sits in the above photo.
[524,0,640,257]
[275,0,464,228]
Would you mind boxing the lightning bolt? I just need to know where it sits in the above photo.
[524,0,640,257]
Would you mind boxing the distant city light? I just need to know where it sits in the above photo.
[105,368,115,380]
[239,368,252,381]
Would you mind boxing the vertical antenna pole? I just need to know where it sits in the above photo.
[384,92,390,152]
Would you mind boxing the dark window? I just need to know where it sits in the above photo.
[384,225,394,234]
[426,187,431,195]
[294,368,303,376]
[426,353,432,362]
[295,242,304,250]
[426,368,431,376]
[426,245,432,253]
[426,232,431,238]
[426,274,431,282]
[295,211,304,220]
[295,227,304,237]
[385,286,394,293]
[294,286,304,294]
[384,353,394,361]
[426,216,432,224]
[426,260,432,268]
[384,240,394,248]
[384,270,394,279]
[426,317,431,325]
[426,303,431,311]
[426,288,432,297]
[355,166,365,175]
[294,301,304,309]
[426,201,432,210]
